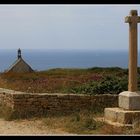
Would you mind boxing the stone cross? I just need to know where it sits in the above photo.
[125,10,140,92]
[104,10,140,127]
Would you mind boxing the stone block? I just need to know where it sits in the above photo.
[119,91,140,110]
[104,107,140,127]
[104,108,118,122]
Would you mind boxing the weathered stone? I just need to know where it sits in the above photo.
[119,91,140,110]
[125,10,140,92]
[105,107,140,127]
[0,88,118,119]
[104,10,140,128]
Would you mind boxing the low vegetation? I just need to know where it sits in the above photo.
[1,67,140,94]
[37,111,140,135]
[42,111,103,134]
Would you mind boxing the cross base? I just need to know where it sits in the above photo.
[119,91,140,110]
[104,108,140,128]
[104,91,140,128]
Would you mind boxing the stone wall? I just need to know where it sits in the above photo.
[0,88,118,119]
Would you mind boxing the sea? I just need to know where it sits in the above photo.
[0,49,139,72]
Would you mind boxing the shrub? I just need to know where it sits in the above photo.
[70,75,128,94]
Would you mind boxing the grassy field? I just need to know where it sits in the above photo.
[0,67,132,94]
[0,66,140,94]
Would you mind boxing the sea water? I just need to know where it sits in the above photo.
[0,49,134,72]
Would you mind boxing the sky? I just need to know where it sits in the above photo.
[0,5,140,51]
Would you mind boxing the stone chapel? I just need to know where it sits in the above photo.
[6,48,34,73]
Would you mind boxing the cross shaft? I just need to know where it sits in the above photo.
[125,10,140,92]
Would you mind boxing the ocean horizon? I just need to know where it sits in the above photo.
[0,49,139,72]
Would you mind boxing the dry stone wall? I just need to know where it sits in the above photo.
[0,88,118,119]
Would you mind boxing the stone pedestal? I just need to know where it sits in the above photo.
[119,91,140,110]
[104,91,140,127]
[104,108,140,128]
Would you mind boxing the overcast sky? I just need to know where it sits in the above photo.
[0,5,140,51]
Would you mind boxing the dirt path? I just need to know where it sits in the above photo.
[0,118,71,135]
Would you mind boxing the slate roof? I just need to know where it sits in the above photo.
[6,57,34,73]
